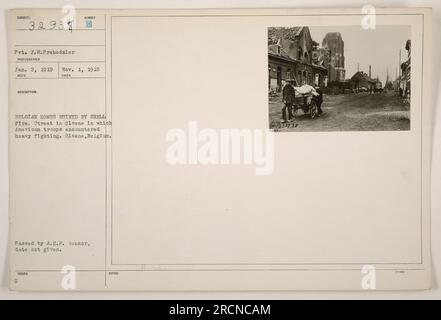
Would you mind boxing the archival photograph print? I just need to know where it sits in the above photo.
[268,26,411,131]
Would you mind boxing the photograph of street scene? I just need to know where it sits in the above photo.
[268,26,411,131]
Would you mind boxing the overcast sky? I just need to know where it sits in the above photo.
[309,26,411,85]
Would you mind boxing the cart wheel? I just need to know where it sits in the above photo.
[310,101,318,119]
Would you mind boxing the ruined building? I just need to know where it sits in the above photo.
[400,40,411,97]
[321,32,346,82]
[268,27,328,92]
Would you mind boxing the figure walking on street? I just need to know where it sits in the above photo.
[315,87,324,116]
[282,78,296,123]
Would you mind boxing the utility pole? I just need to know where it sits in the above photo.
[399,49,402,95]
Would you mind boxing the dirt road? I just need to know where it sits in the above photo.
[269,92,410,132]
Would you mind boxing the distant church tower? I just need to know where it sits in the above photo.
[322,32,346,82]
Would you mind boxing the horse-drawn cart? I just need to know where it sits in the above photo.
[292,86,323,119]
